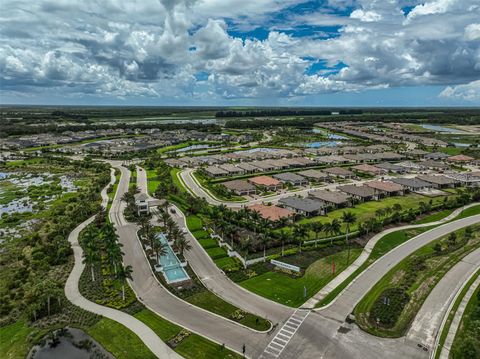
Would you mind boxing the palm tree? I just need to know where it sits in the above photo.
[341,212,357,265]
[153,237,168,263]
[240,237,252,269]
[82,226,100,282]
[259,231,270,262]
[117,265,133,301]
[293,225,308,253]
[277,229,289,257]
[326,219,341,245]
[310,222,324,247]
[175,235,192,256]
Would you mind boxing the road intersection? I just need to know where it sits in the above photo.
[104,163,480,358]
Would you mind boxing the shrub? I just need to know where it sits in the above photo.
[369,287,410,328]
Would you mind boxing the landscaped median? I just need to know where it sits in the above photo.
[317,204,480,308]
[353,224,480,338]
[434,268,480,359]
[449,277,480,359]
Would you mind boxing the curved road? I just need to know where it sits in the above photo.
[275,213,480,359]
[110,165,275,358]
[65,168,182,359]
[408,247,480,353]
[137,166,293,324]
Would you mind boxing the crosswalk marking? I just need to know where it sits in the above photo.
[259,310,310,359]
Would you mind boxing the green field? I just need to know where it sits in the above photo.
[0,321,45,359]
[134,309,241,358]
[297,193,452,235]
[240,249,362,307]
[414,209,453,224]
[86,318,156,359]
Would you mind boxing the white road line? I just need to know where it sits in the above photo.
[259,310,310,359]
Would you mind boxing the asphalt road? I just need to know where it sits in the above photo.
[136,166,293,325]
[408,247,480,352]
[179,167,421,209]
[277,213,480,359]
[110,165,274,358]
[64,169,182,359]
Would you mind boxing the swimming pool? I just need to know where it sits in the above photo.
[156,233,190,284]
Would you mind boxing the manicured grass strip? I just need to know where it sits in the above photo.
[146,169,160,196]
[214,256,242,271]
[175,334,242,359]
[0,321,43,359]
[206,247,228,260]
[240,249,362,307]
[184,291,271,331]
[450,281,480,359]
[199,238,219,249]
[134,309,182,342]
[434,269,480,359]
[85,318,156,359]
[454,204,480,220]
[317,227,433,307]
[414,209,453,224]
[186,215,203,232]
[170,168,188,193]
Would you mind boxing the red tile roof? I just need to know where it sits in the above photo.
[248,175,282,187]
[248,204,294,221]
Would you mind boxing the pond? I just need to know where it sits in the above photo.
[311,128,348,139]
[174,144,211,152]
[303,141,343,148]
[420,124,468,134]
[29,327,114,359]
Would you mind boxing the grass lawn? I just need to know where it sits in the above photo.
[170,168,188,193]
[85,318,156,359]
[0,321,44,359]
[450,281,480,359]
[175,334,242,359]
[455,204,480,220]
[214,256,242,271]
[186,215,203,232]
[317,226,433,307]
[434,269,480,359]
[146,169,160,196]
[354,225,480,337]
[198,238,218,249]
[414,209,453,224]
[134,309,181,342]
[240,249,362,307]
[206,246,228,260]
[297,193,453,236]
[184,291,271,331]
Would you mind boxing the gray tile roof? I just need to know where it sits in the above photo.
[278,196,324,212]
[391,177,432,188]
[309,190,351,204]
[338,184,376,198]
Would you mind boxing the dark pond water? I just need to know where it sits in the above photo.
[29,327,114,359]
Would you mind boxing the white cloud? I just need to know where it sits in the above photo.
[439,80,480,101]
[0,0,479,102]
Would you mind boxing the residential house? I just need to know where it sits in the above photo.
[222,180,257,196]
[365,181,405,197]
[204,166,229,178]
[323,166,355,179]
[273,172,309,186]
[417,175,458,189]
[391,177,432,191]
[297,169,329,182]
[308,190,351,210]
[219,164,244,176]
[424,152,449,161]
[248,176,283,191]
[338,184,377,201]
[447,154,475,164]
[247,204,294,222]
[374,162,406,174]
[236,162,258,174]
[278,196,325,216]
[351,164,386,176]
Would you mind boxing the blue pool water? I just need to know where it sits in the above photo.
[157,233,190,283]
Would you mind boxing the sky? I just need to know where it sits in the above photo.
[1,0,479,107]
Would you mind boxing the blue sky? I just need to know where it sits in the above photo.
[1,0,479,106]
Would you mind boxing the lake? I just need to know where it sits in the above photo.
[420,124,468,134]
